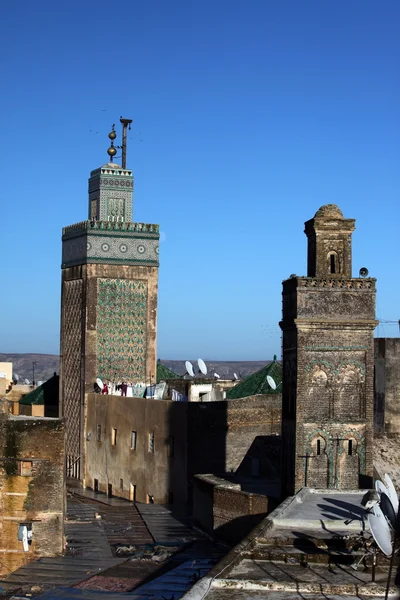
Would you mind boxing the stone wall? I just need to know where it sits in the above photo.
[187,396,281,480]
[281,275,376,496]
[85,393,187,504]
[374,338,400,435]
[0,416,65,576]
[193,474,268,545]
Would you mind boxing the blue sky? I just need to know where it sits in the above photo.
[1,0,399,359]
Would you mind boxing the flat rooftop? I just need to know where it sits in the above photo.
[182,489,399,599]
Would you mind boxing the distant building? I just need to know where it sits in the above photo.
[0,362,13,396]
[17,373,59,417]
[0,411,64,576]
[280,205,377,496]
[60,126,160,480]
[226,360,282,399]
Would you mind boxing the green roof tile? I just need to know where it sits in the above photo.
[156,362,181,383]
[226,361,282,399]
[19,374,59,405]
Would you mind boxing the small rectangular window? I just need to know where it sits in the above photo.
[120,478,123,491]
[19,461,33,477]
[167,435,175,457]
[129,484,136,502]
[131,431,137,450]
[316,439,321,455]
[112,428,117,446]
[348,439,353,456]
[330,254,336,274]
[97,425,101,442]
[148,432,154,453]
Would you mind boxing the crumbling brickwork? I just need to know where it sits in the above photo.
[0,416,65,576]
[280,205,377,497]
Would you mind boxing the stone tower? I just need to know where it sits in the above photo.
[60,127,159,479]
[280,204,377,498]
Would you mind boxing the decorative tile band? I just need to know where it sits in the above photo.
[62,220,159,238]
[97,278,148,381]
[62,232,159,268]
[298,278,375,290]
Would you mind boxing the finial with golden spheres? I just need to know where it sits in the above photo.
[107,124,117,160]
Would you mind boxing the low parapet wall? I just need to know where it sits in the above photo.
[193,474,268,545]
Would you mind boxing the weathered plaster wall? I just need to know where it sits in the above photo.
[0,416,65,576]
[85,393,187,504]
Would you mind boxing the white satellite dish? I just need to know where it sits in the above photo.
[14,374,19,381]
[96,378,104,391]
[368,504,393,557]
[214,372,220,379]
[233,373,239,380]
[24,379,30,385]
[375,480,388,497]
[380,490,397,530]
[185,361,195,377]
[267,375,277,390]
[383,473,399,514]
[198,358,207,375]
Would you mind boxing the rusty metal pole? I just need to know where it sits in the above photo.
[120,117,132,169]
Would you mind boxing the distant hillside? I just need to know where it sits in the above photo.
[0,353,273,383]
[0,353,59,383]
[161,360,273,379]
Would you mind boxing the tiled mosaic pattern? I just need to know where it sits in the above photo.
[62,233,159,268]
[97,278,148,381]
[61,279,83,473]
[88,165,134,222]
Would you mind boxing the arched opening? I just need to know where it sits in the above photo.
[327,251,339,275]
[330,254,336,274]
[307,434,330,488]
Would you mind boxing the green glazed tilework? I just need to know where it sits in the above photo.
[97,278,148,381]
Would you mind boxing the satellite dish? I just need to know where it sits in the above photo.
[214,373,220,379]
[185,361,195,377]
[198,359,207,375]
[383,473,399,514]
[380,491,397,530]
[96,378,104,391]
[375,480,389,497]
[267,375,277,390]
[24,379,30,385]
[14,374,19,382]
[233,373,239,380]
[368,504,393,557]
[359,267,369,278]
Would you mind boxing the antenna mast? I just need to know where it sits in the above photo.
[120,117,132,168]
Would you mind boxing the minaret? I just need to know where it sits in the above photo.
[60,122,159,480]
[280,204,377,497]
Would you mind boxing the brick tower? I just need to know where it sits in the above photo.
[60,124,159,479]
[280,204,377,497]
